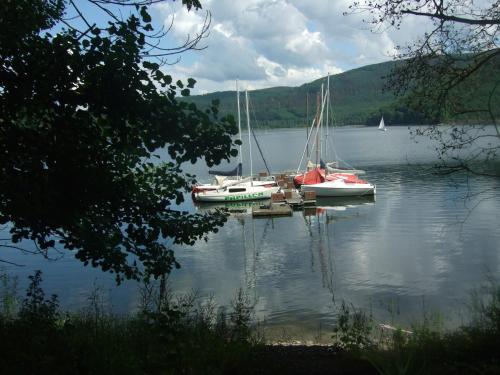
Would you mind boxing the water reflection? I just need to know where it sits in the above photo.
[194,195,377,314]
[194,200,262,216]
[172,159,500,333]
[2,127,499,339]
[174,194,383,333]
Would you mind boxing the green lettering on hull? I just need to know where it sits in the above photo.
[224,192,265,201]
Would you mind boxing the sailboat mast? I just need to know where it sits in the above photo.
[306,92,309,159]
[320,84,324,159]
[236,80,243,172]
[245,90,253,186]
[326,73,330,160]
[315,92,320,167]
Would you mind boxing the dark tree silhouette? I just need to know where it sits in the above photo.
[0,0,239,281]
[347,0,500,178]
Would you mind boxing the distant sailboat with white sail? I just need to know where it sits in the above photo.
[378,116,387,131]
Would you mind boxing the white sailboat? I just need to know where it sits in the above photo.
[192,81,244,196]
[192,82,277,197]
[194,90,279,202]
[301,175,376,197]
[378,116,387,131]
[294,79,375,197]
[297,74,366,176]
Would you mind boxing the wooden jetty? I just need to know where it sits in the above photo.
[252,202,293,217]
[283,188,316,209]
[302,191,316,206]
[250,183,317,217]
[204,172,316,218]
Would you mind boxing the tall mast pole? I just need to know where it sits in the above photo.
[320,84,324,160]
[245,90,253,186]
[315,92,320,168]
[306,92,309,159]
[236,80,243,175]
[326,73,330,161]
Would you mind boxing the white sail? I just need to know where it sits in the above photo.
[378,116,386,131]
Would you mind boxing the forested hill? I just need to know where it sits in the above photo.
[183,60,430,128]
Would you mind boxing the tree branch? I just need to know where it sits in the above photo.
[0,259,25,267]
[401,10,500,25]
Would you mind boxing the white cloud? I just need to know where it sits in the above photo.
[154,0,426,93]
[285,29,328,57]
[156,1,205,37]
[188,28,267,82]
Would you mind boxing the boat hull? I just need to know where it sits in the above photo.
[301,181,376,197]
[194,186,280,202]
[192,177,274,197]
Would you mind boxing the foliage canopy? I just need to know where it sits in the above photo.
[0,0,239,281]
[347,0,500,176]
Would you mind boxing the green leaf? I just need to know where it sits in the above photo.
[187,78,196,88]
[140,6,152,23]
[143,61,159,71]
[0,0,236,284]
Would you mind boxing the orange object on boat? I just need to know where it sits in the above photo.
[294,168,325,186]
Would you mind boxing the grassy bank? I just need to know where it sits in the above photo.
[1,271,499,374]
[0,271,260,374]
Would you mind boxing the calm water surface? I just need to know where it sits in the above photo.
[2,126,500,340]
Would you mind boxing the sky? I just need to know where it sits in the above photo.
[149,0,426,94]
[69,0,428,95]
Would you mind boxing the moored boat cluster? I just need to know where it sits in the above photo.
[192,76,376,213]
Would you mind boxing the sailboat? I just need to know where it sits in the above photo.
[194,90,280,202]
[294,79,375,197]
[192,81,245,196]
[300,173,376,197]
[378,116,387,131]
[192,82,275,197]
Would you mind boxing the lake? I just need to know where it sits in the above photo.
[2,125,500,342]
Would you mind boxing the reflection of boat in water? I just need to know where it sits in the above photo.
[315,195,375,210]
[195,196,375,216]
[194,200,266,215]
[303,196,376,228]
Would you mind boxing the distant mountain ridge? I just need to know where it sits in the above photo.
[183,57,497,128]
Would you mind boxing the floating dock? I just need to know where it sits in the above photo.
[250,187,316,217]
[252,202,293,217]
